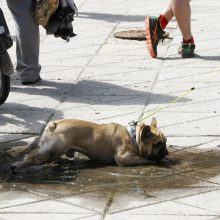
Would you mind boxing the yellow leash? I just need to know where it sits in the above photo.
[131,68,220,125]
[138,68,220,124]
[130,65,219,125]
[137,87,195,124]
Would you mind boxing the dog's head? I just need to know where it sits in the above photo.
[137,118,168,162]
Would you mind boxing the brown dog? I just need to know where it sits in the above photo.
[11,117,168,171]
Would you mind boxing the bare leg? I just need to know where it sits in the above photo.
[161,0,174,21]
[162,0,192,40]
[171,0,192,40]
[145,0,194,58]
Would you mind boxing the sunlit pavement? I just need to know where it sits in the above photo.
[0,0,220,219]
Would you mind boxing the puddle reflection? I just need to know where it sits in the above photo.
[1,142,220,197]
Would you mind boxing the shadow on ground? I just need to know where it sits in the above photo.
[158,54,220,61]
[10,79,191,105]
[78,12,179,24]
[0,103,57,128]
[78,12,145,23]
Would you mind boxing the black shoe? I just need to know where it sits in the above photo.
[21,77,42,85]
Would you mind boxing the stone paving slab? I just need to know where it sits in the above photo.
[81,67,156,82]
[0,214,102,220]
[0,191,45,210]
[0,134,32,144]
[1,0,220,219]
[0,199,96,214]
[167,136,220,149]
[175,190,220,215]
[106,200,218,219]
[106,216,216,220]
[140,111,219,137]
[158,66,220,83]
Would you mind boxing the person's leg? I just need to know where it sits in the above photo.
[169,0,192,40]
[145,0,173,58]
[161,0,174,23]
[6,0,41,83]
[146,0,195,58]
[170,0,195,57]
[161,0,195,57]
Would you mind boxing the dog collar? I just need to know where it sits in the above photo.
[127,121,138,146]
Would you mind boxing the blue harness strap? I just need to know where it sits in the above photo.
[127,121,138,146]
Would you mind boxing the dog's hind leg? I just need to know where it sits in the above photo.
[11,140,65,171]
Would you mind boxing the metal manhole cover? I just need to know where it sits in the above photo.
[113,30,146,41]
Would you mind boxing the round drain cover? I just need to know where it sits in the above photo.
[113,30,146,41]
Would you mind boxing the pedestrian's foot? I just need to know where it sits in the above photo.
[145,16,167,58]
[21,76,42,85]
[178,42,195,58]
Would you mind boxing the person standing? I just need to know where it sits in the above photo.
[7,0,41,84]
[146,0,195,58]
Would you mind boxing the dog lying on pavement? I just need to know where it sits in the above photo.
[11,117,170,171]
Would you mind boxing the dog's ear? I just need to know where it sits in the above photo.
[150,117,157,128]
[141,125,152,141]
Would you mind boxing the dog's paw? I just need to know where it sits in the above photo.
[160,156,175,166]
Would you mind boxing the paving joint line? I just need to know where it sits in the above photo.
[140,32,177,120]
[102,193,115,220]
[172,193,220,215]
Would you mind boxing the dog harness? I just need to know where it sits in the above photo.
[127,121,138,146]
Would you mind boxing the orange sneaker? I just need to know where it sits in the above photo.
[145,16,166,58]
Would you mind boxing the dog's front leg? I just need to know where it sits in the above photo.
[115,151,151,166]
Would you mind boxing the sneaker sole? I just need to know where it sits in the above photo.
[182,54,194,58]
[145,16,157,58]
[181,52,194,58]
[178,49,194,58]
[21,76,42,85]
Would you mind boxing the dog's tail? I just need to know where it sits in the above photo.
[48,121,57,132]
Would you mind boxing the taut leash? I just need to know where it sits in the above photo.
[135,87,195,125]
[130,67,220,125]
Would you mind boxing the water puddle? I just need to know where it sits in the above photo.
[1,140,220,197]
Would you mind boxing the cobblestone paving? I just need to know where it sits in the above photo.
[0,0,220,219]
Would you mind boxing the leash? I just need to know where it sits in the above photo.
[137,87,195,124]
[127,68,219,147]
[127,87,195,147]
[130,67,220,126]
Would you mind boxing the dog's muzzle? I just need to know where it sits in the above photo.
[147,141,168,162]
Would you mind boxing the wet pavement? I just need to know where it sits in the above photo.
[1,0,220,218]
[1,138,220,219]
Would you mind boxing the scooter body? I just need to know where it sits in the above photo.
[0,8,13,105]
